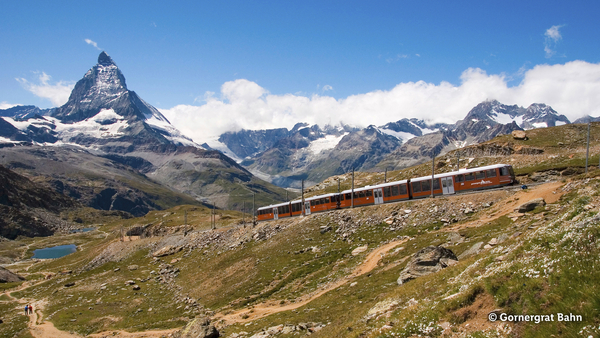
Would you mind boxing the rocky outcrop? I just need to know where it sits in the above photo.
[0,266,25,283]
[0,164,79,239]
[516,198,546,213]
[398,246,458,285]
[178,317,219,338]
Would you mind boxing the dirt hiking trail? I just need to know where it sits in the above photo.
[215,239,407,325]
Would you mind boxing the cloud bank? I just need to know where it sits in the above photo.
[16,72,74,107]
[161,60,600,144]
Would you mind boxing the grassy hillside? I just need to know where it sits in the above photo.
[2,122,600,338]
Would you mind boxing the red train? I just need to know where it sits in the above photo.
[256,164,515,221]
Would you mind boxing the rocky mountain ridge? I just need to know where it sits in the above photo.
[0,52,291,211]
[218,100,571,188]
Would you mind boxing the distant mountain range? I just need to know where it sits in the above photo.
[0,52,290,215]
[205,99,572,188]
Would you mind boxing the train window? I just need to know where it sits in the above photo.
[499,167,509,176]
[366,190,373,197]
[476,171,485,179]
[412,181,422,193]
[421,180,431,191]
[358,191,365,198]
[310,200,315,206]
[456,175,464,182]
[391,185,399,196]
[465,173,475,181]
[486,169,497,177]
[383,187,391,197]
[399,184,407,195]
[433,179,440,190]
[354,192,359,199]
[340,194,344,201]
[345,193,351,200]
[320,198,327,204]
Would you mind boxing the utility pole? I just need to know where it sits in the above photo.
[586,121,590,174]
[301,180,305,216]
[338,177,340,193]
[351,168,355,208]
[384,168,387,183]
[212,202,215,230]
[252,192,255,226]
[243,201,245,227]
[431,156,435,198]
[184,210,187,226]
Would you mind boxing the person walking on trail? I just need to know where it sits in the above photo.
[24,304,28,315]
[28,304,33,315]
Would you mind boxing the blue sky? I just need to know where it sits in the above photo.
[2,1,600,142]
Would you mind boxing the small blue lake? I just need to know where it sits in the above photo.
[32,244,77,259]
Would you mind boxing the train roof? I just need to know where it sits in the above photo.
[410,163,511,182]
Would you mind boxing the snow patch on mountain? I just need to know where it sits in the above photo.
[145,114,199,147]
[530,122,548,129]
[308,133,348,155]
[202,138,243,162]
[492,112,524,126]
[379,128,417,142]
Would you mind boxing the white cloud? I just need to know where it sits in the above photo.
[85,38,101,50]
[322,85,333,92]
[160,60,600,144]
[16,72,74,107]
[544,25,564,58]
[0,101,19,109]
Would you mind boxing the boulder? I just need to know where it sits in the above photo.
[0,266,25,283]
[516,198,546,213]
[397,246,458,285]
[152,245,182,257]
[351,245,368,256]
[458,242,484,260]
[179,317,219,338]
[512,130,527,140]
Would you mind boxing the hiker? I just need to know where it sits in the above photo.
[24,304,28,315]
[29,304,33,315]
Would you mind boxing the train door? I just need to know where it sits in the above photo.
[441,177,455,195]
[273,207,278,220]
[374,188,384,204]
[304,201,311,215]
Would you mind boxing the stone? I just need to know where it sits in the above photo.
[152,245,182,257]
[397,246,458,284]
[458,242,483,260]
[516,198,546,213]
[320,226,332,234]
[128,265,139,271]
[64,282,75,287]
[488,238,498,246]
[133,285,141,290]
[512,130,527,140]
[352,245,368,256]
[179,316,219,338]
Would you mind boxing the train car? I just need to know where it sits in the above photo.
[257,199,305,221]
[409,164,515,198]
[451,164,515,192]
[338,185,383,208]
[378,180,411,202]
[306,193,338,215]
